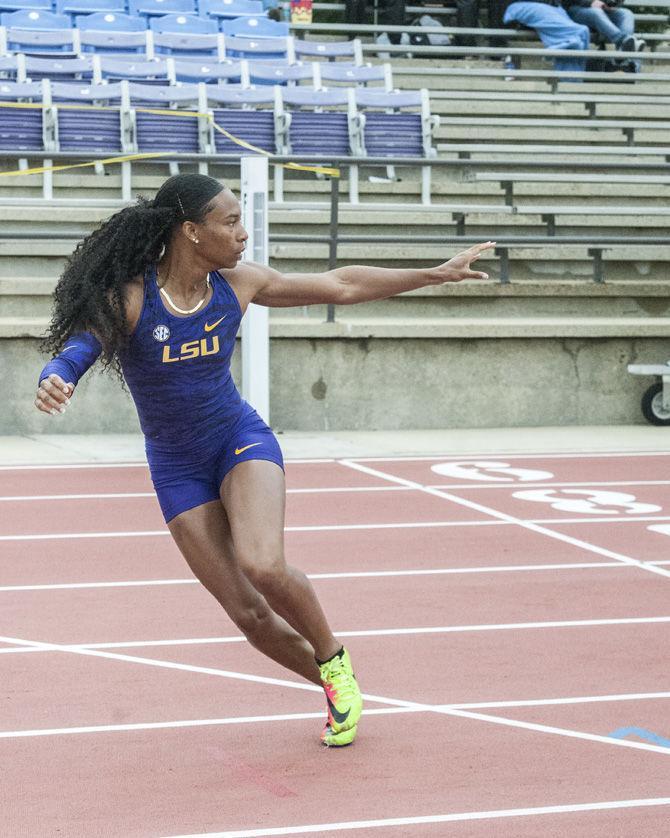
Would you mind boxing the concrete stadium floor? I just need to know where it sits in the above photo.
[1,426,668,465]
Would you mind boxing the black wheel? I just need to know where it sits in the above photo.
[641,382,670,426]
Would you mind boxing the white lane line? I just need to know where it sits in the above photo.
[427,479,670,491]
[163,798,670,837]
[5,515,670,542]
[0,492,156,502]
[2,633,668,758]
[0,633,326,696]
[350,451,670,462]
[0,579,201,592]
[0,530,171,541]
[0,462,148,471]
[0,486,409,502]
[340,459,670,581]
[455,690,670,711]
[4,690,670,740]
[0,562,630,593]
[2,614,669,656]
[0,707,415,740]
[4,689,670,740]
[1,480,668,502]
[446,707,670,754]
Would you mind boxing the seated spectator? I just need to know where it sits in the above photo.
[503,0,590,77]
[564,0,645,71]
[453,0,480,48]
[347,0,406,44]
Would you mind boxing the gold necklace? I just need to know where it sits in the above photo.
[157,269,211,316]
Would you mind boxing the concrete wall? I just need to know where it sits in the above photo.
[8,333,665,434]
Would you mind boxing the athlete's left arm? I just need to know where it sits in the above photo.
[236,241,495,308]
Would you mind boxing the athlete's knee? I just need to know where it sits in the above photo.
[239,550,287,595]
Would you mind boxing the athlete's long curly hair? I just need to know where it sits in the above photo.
[41,173,225,378]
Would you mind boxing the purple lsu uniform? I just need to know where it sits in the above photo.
[117,265,283,523]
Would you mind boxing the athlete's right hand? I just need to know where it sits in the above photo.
[35,374,74,416]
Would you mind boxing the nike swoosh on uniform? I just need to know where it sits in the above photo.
[326,696,351,726]
[204,316,227,332]
[235,442,262,456]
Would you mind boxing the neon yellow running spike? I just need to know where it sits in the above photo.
[321,721,357,747]
[318,647,363,736]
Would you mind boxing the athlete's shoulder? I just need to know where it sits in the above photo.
[222,261,276,309]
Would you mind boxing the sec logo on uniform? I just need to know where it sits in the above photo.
[153,325,170,342]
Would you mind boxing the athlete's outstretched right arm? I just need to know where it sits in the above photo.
[35,332,102,416]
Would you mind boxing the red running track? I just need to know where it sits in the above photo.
[1,451,670,837]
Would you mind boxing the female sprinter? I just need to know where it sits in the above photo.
[35,173,494,747]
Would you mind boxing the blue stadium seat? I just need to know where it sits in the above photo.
[172,58,243,83]
[200,0,263,23]
[206,84,276,155]
[247,60,314,86]
[79,28,148,53]
[318,62,392,90]
[25,55,95,81]
[0,0,51,12]
[276,87,350,157]
[56,0,125,21]
[221,15,288,38]
[293,38,363,64]
[355,89,430,158]
[98,56,172,82]
[153,30,220,57]
[353,88,439,204]
[149,13,218,33]
[129,0,196,17]
[0,9,72,29]
[6,26,78,54]
[50,81,125,152]
[221,33,292,60]
[50,79,123,101]
[0,80,46,151]
[76,11,147,30]
[128,82,204,154]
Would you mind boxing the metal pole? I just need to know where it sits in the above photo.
[326,175,340,323]
[240,156,270,423]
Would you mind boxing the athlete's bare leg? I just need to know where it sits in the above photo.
[220,460,342,664]
[167,499,321,685]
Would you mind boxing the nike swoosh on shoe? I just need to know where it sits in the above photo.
[327,696,351,726]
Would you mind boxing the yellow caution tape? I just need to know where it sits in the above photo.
[0,99,340,179]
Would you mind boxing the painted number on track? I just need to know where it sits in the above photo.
[512,489,661,515]
[431,461,555,483]
[648,524,670,537]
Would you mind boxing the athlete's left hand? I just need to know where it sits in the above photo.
[433,241,496,283]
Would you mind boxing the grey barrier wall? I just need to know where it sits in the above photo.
[9,334,669,434]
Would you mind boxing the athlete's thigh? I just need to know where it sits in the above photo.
[219,460,286,563]
[167,498,264,611]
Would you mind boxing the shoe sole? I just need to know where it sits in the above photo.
[321,723,358,747]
